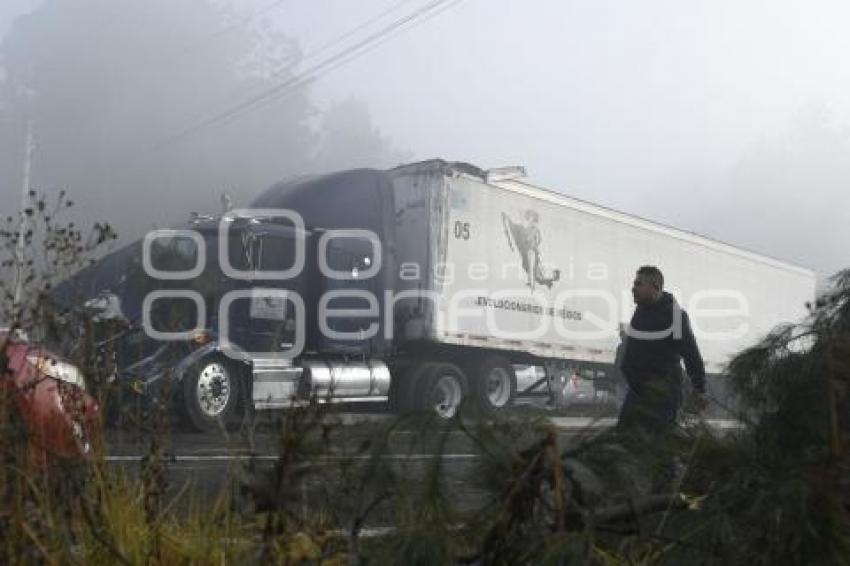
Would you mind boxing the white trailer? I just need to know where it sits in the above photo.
[385,160,816,411]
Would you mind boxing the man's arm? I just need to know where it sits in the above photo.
[679,310,706,393]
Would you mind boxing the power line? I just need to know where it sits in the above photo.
[166,0,456,142]
[298,0,465,89]
[156,0,465,149]
[172,0,416,135]
[272,0,465,110]
[292,0,418,68]
[285,0,465,87]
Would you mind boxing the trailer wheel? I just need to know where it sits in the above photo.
[414,363,469,420]
[183,357,241,433]
[468,356,516,415]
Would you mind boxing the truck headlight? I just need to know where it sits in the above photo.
[26,354,87,391]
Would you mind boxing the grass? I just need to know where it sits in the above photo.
[1,191,847,564]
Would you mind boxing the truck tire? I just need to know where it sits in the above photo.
[413,362,469,420]
[183,357,241,433]
[389,362,433,414]
[467,356,516,415]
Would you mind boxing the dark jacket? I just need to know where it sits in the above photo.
[621,292,706,393]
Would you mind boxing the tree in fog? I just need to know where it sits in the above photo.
[0,0,408,243]
[310,98,411,173]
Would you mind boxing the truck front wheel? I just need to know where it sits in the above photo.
[183,357,241,432]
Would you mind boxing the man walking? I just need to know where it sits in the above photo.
[617,266,706,486]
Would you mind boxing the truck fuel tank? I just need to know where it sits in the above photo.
[301,360,391,400]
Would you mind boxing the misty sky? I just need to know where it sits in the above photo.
[2,0,848,280]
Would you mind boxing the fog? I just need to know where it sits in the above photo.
[0,0,408,248]
[1,0,847,281]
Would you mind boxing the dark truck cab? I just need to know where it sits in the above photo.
[53,169,400,430]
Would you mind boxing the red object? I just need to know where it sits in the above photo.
[1,332,101,463]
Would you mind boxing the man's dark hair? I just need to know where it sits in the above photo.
[637,265,664,290]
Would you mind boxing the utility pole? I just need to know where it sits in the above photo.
[12,118,34,316]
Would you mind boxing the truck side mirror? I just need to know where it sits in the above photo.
[84,291,128,323]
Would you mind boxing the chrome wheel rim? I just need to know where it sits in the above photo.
[486,367,511,407]
[433,374,462,419]
[196,362,231,417]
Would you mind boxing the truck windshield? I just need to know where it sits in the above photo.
[247,231,298,274]
[52,225,305,342]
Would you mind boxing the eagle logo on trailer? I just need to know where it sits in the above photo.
[501,209,561,292]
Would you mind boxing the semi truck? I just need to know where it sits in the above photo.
[55,160,817,431]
